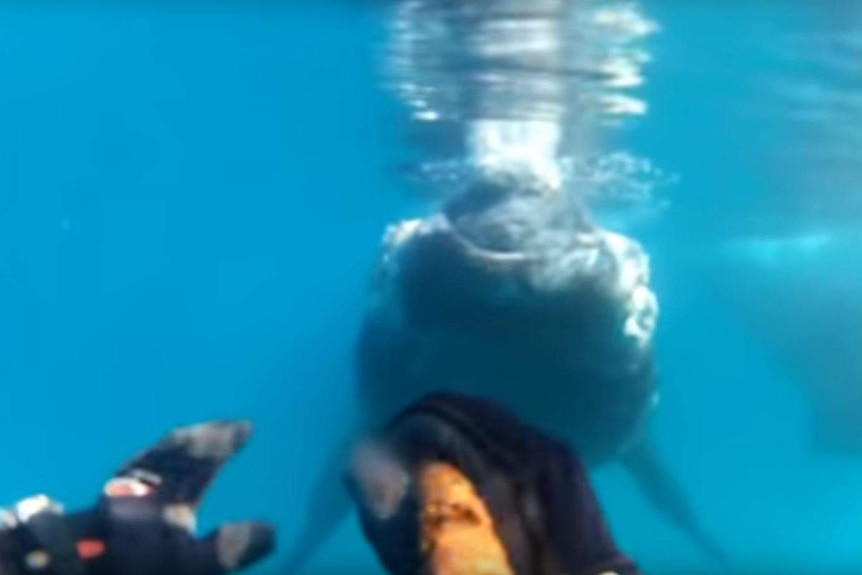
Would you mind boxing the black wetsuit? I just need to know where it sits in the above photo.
[348,391,641,575]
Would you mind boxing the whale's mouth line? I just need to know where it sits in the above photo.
[438,216,532,269]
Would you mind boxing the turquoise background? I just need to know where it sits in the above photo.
[0,2,860,574]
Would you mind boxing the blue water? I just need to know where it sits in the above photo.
[1,2,861,574]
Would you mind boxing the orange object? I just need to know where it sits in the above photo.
[76,539,106,560]
[419,462,515,575]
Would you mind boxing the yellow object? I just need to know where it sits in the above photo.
[419,462,516,575]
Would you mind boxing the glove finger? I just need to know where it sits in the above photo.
[186,521,275,575]
[103,420,253,515]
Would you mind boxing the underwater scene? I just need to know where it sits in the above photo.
[0,1,860,574]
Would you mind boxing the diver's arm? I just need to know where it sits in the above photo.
[347,391,641,575]
[346,442,516,575]
[414,461,516,575]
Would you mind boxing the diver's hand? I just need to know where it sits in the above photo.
[0,421,275,575]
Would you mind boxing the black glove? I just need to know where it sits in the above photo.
[0,421,275,575]
[346,391,639,575]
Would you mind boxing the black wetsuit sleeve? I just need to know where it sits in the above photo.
[381,391,641,575]
[530,438,639,575]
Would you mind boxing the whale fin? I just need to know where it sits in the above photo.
[621,439,728,563]
[282,435,355,574]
